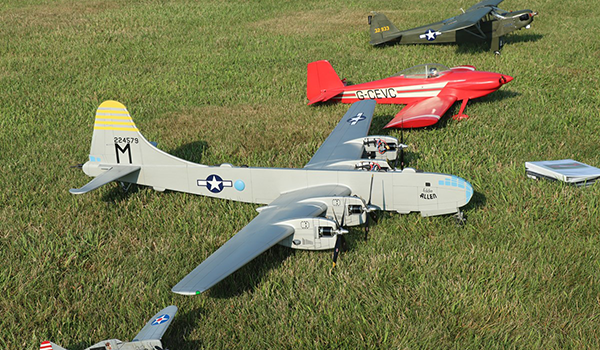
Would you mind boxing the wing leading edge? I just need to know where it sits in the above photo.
[172,184,352,295]
[384,95,457,128]
[439,6,494,33]
[304,100,376,170]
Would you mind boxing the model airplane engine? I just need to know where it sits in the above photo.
[354,160,391,172]
[363,136,400,161]
[278,217,345,250]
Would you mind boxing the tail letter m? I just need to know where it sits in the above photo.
[115,143,132,164]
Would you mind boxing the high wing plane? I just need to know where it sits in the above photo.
[369,0,537,54]
[40,305,177,350]
[307,60,512,128]
[71,100,473,295]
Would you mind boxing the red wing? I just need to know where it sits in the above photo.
[384,95,457,128]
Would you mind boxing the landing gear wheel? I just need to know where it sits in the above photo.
[119,181,133,193]
[454,210,466,226]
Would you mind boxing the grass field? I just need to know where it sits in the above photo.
[2,0,600,348]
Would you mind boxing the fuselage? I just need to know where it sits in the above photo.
[392,9,536,45]
[82,159,473,217]
[331,67,512,105]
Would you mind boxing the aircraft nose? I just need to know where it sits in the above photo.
[500,75,513,85]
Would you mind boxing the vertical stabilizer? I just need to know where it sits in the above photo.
[88,100,188,167]
[306,60,344,104]
[368,12,401,45]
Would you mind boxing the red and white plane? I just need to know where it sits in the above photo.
[307,60,512,128]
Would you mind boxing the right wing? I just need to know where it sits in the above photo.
[304,100,376,170]
[132,305,178,342]
[439,6,494,32]
[384,95,457,128]
[172,184,351,295]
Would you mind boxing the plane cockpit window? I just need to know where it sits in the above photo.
[392,63,450,79]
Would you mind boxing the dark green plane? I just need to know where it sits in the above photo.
[369,0,537,54]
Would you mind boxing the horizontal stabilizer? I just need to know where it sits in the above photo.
[69,165,140,194]
[40,341,67,350]
[385,96,457,128]
[307,88,344,105]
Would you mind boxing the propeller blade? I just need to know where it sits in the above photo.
[367,174,374,206]
[400,122,405,170]
[332,234,342,269]
[365,175,375,240]
[364,211,370,241]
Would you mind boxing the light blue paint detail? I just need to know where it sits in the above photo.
[439,176,473,203]
[234,180,245,191]
[466,182,473,202]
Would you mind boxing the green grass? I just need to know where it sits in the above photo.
[1,0,600,348]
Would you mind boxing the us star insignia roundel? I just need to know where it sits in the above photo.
[151,314,170,325]
[420,29,441,41]
[197,174,233,193]
[347,112,366,126]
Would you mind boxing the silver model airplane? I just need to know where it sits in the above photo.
[40,305,177,350]
[71,100,473,295]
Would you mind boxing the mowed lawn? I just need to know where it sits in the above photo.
[1,0,600,348]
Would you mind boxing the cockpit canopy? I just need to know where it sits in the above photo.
[393,63,450,79]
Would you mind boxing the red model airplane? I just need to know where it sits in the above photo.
[307,60,513,128]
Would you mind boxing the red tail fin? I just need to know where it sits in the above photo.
[306,60,344,104]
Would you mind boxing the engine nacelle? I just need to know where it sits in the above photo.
[363,136,402,161]
[278,217,341,250]
[302,196,368,227]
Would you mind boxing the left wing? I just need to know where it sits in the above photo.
[439,6,494,32]
[69,165,140,194]
[384,95,457,128]
[304,100,376,170]
[172,184,351,295]
[132,305,178,342]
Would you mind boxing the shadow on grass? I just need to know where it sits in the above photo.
[465,190,486,213]
[455,33,544,54]
[166,307,204,350]
[206,245,296,299]
[169,140,208,164]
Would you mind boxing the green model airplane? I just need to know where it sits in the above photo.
[369,0,537,54]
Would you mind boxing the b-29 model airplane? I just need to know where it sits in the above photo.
[71,100,473,295]
[307,60,512,128]
[369,0,537,54]
[41,305,177,350]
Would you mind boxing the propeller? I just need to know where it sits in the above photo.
[331,199,347,270]
[70,164,83,169]
[399,119,407,170]
[364,174,377,241]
